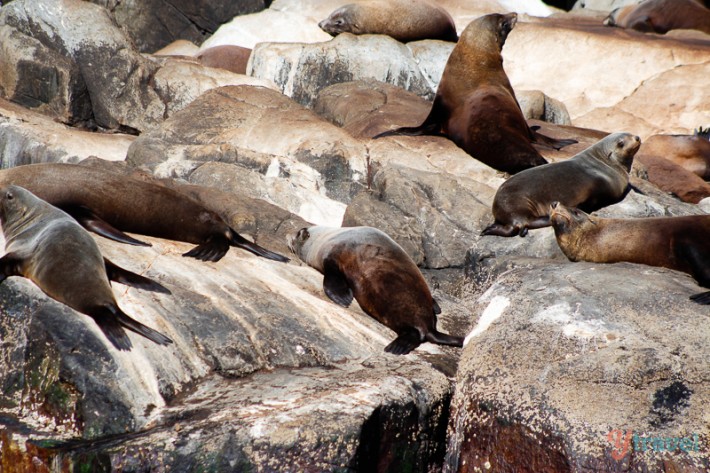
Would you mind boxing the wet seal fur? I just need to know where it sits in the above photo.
[550,202,710,304]
[604,0,710,36]
[482,132,640,237]
[374,13,576,174]
[288,226,463,355]
[0,185,173,350]
[0,163,289,263]
[319,0,458,43]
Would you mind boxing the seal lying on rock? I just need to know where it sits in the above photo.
[318,0,458,42]
[0,164,289,263]
[374,13,575,174]
[0,185,173,350]
[604,0,710,36]
[288,225,463,355]
[482,132,640,237]
[550,202,710,304]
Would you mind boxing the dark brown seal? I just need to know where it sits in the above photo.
[0,185,173,350]
[482,132,640,237]
[374,13,576,174]
[604,0,710,35]
[0,164,289,263]
[288,225,463,354]
[550,202,710,304]
[319,0,458,42]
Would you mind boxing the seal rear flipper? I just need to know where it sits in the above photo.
[322,258,353,307]
[531,129,577,150]
[92,304,173,350]
[104,258,171,294]
[372,122,444,139]
[385,329,421,355]
[432,298,441,315]
[481,223,519,237]
[690,291,710,304]
[230,232,290,263]
[65,205,151,247]
[426,330,464,348]
[183,236,230,262]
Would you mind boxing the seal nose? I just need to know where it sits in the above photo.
[551,201,560,209]
[633,135,640,143]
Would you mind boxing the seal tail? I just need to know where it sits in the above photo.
[91,305,173,351]
[425,330,464,348]
[229,232,290,263]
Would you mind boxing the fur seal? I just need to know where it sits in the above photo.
[604,0,710,35]
[640,128,710,180]
[482,132,640,237]
[374,13,576,174]
[0,185,173,350]
[288,226,463,355]
[0,164,289,263]
[319,0,458,43]
[196,45,252,75]
[549,202,710,304]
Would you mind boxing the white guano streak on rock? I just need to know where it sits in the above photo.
[464,296,510,345]
[532,302,607,340]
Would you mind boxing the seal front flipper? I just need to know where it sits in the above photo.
[675,241,710,305]
[91,304,173,351]
[229,231,290,263]
[0,253,24,284]
[65,205,151,247]
[183,236,230,262]
[104,258,171,294]
[690,292,710,304]
[385,328,422,355]
[322,258,353,307]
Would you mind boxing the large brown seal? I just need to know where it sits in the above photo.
[374,13,576,174]
[0,185,174,350]
[482,132,640,237]
[318,0,458,42]
[640,128,710,180]
[604,0,710,35]
[0,164,289,263]
[549,202,710,304]
[288,226,463,354]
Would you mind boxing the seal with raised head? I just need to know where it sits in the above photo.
[0,185,174,350]
[604,0,710,35]
[0,163,289,263]
[550,202,710,304]
[482,132,640,237]
[319,0,458,42]
[374,13,576,174]
[288,226,463,355]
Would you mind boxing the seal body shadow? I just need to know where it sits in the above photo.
[0,185,173,351]
[0,163,288,263]
[550,203,710,304]
[374,13,575,174]
[482,132,640,237]
[289,226,463,354]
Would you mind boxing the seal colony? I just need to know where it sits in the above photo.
[550,203,710,304]
[0,185,173,351]
[0,164,289,263]
[482,133,640,237]
[374,12,576,174]
[288,226,464,355]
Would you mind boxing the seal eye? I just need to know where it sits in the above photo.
[616,140,624,148]
[5,191,13,201]
[298,228,310,241]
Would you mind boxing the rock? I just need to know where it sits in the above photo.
[89,0,267,53]
[699,197,710,213]
[153,40,200,57]
[0,98,135,166]
[635,154,710,204]
[504,16,710,138]
[406,40,455,91]
[518,90,572,125]
[572,0,639,11]
[126,85,368,226]
[447,260,710,472]
[343,164,493,269]
[249,33,434,107]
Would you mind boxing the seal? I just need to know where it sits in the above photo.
[482,132,640,237]
[288,226,463,354]
[0,163,289,263]
[0,185,174,350]
[604,0,710,35]
[318,0,458,42]
[640,128,710,180]
[549,202,710,304]
[374,13,576,174]
[196,45,252,75]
